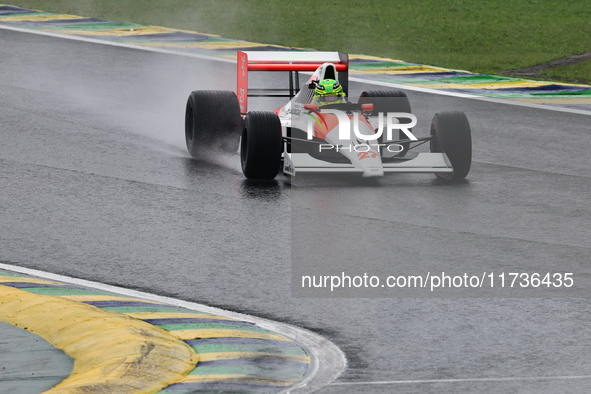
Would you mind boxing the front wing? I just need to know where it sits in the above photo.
[283,152,453,177]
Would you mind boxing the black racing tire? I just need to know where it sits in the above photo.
[241,111,283,180]
[185,90,242,157]
[429,111,472,180]
[358,90,412,156]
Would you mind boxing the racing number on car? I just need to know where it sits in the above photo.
[358,151,377,160]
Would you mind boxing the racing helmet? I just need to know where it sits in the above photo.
[313,79,345,103]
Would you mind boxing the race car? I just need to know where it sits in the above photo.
[185,51,472,180]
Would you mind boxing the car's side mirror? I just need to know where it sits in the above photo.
[308,82,317,89]
[361,103,374,114]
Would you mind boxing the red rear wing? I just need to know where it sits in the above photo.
[237,51,349,113]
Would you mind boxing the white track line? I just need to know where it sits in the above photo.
[349,76,591,116]
[0,262,345,393]
[0,24,234,63]
[330,375,591,386]
[1,23,590,117]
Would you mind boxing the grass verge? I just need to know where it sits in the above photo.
[5,0,591,82]
[540,59,591,84]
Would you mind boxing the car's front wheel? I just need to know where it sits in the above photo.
[430,111,472,179]
[241,111,283,180]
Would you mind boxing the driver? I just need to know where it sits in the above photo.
[312,79,346,105]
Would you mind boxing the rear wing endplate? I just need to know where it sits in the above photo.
[237,50,348,113]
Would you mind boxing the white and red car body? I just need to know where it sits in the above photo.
[237,50,454,178]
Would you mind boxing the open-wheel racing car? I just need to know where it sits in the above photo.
[185,51,472,180]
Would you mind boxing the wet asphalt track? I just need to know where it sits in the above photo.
[1,28,591,393]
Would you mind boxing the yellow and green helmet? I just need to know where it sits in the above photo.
[314,79,344,97]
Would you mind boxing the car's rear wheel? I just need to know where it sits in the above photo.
[185,90,242,157]
[358,90,412,156]
[241,111,283,180]
[430,111,472,179]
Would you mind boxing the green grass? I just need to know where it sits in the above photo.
[541,59,591,84]
[6,0,591,82]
